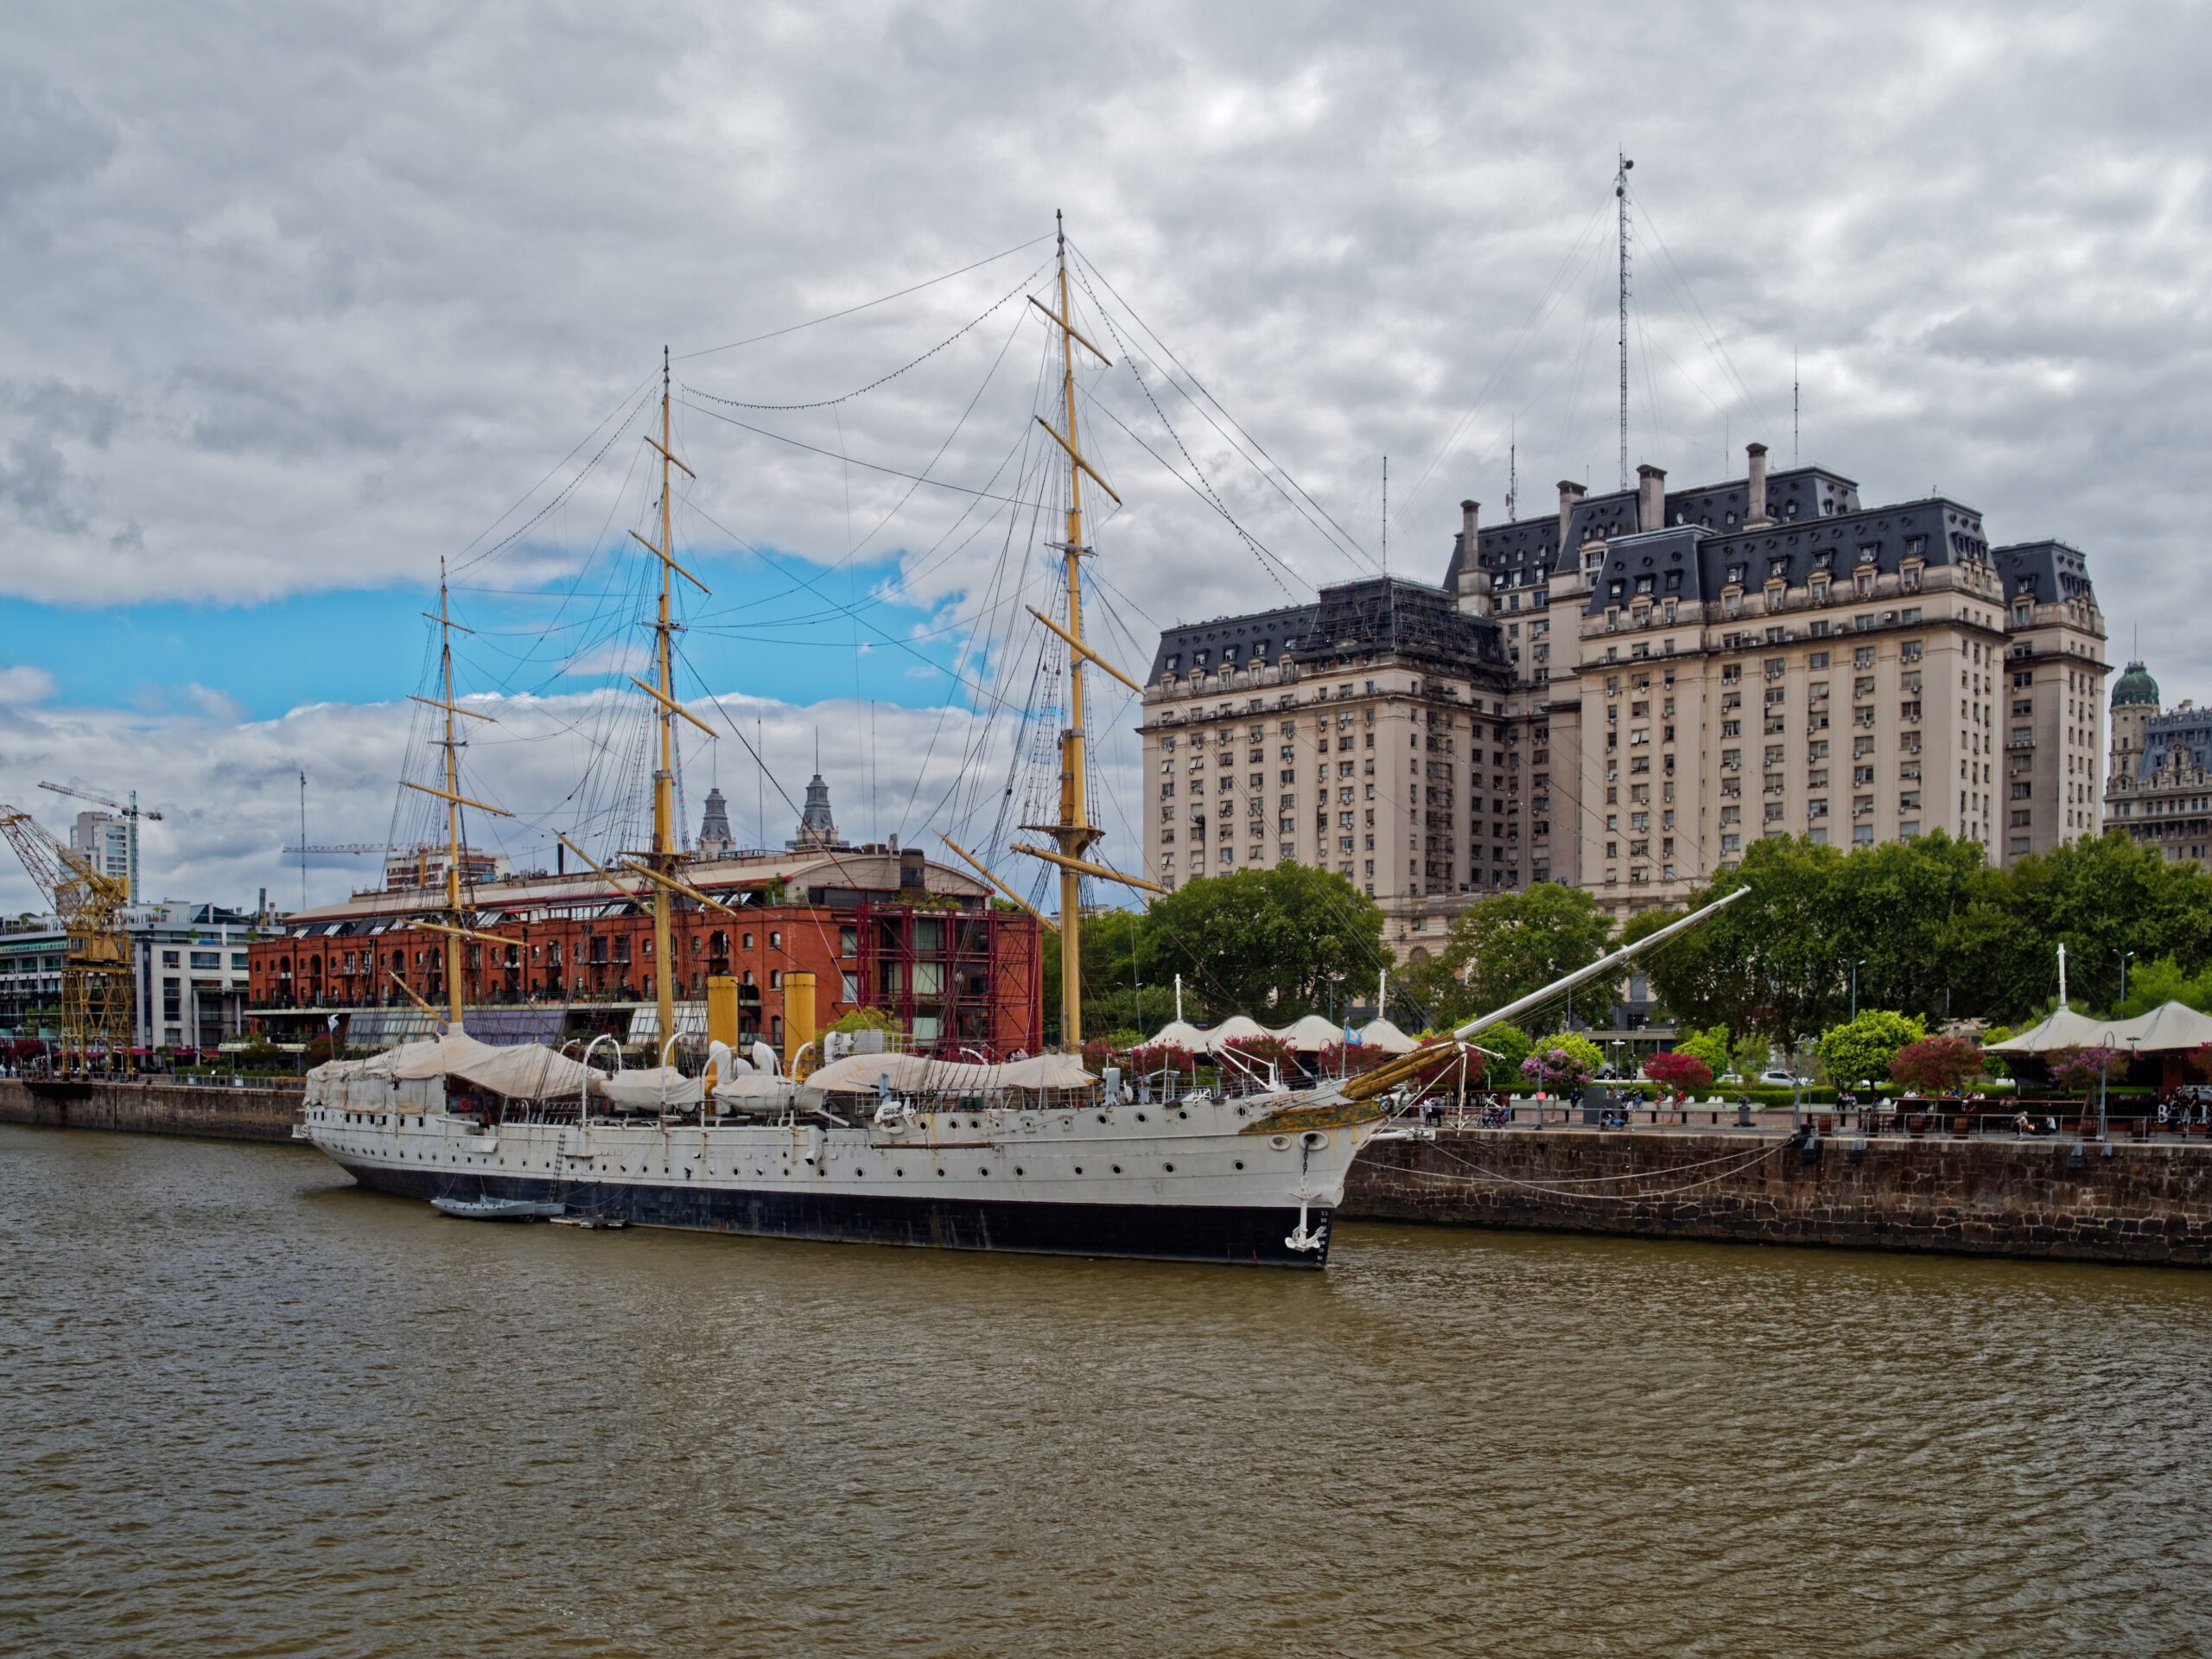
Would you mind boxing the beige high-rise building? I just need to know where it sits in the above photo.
[2103,662,2212,869]
[1140,447,2108,957]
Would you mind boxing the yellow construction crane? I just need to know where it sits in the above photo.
[0,802,135,1075]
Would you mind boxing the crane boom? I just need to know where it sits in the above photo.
[0,804,135,1075]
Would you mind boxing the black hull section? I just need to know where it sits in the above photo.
[332,1159,1333,1268]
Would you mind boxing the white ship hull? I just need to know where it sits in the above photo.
[298,1091,1382,1268]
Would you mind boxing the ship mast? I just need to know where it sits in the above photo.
[402,561,509,1025]
[611,348,734,1052]
[1011,214,1162,1050]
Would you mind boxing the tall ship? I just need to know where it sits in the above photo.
[293,223,1733,1266]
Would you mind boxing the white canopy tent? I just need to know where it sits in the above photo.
[1143,1020,1211,1052]
[1355,1018,1419,1055]
[1988,1001,2212,1056]
[1269,1014,1345,1052]
[1203,1015,1270,1052]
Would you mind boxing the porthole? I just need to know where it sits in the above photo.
[1163,1162,1175,1173]
[980,1167,990,1178]
[1110,1164,1122,1174]
[1096,1113,1108,1124]
[1235,1105,1248,1116]
[1073,1165,1084,1174]
[1135,1112,1147,1122]
[1234,1160,1245,1170]
[1014,1166,1024,1176]
[936,1168,945,1177]
[895,1168,905,1178]
[1177,1109,1188,1120]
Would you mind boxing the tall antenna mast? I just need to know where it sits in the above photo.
[298,770,307,911]
[1616,150,1634,493]
[1506,419,1516,521]
[1381,455,1389,575]
[1792,346,1801,465]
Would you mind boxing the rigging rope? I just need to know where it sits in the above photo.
[674,233,1053,361]
[678,258,1048,412]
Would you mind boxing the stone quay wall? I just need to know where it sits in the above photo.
[0,1079,302,1145]
[1342,1128,2212,1266]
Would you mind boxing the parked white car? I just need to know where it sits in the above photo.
[1758,1069,1812,1087]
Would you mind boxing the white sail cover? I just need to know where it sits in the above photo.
[1270,1014,1344,1052]
[307,1031,602,1099]
[1356,1019,1419,1055]
[800,1052,1095,1095]
[599,1065,706,1109]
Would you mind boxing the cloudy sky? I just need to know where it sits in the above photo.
[2,0,2207,915]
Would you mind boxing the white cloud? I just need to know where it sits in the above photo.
[0,665,54,704]
[0,678,1136,919]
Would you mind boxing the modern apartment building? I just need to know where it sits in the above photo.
[1141,445,2108,951]
[2104,662,2212,869]
[0,900,257,1051]
[69,810,135,896]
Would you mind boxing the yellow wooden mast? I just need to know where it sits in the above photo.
[1020,212,1134,1051]
[630,348,714,1051]
[401,561,509,1023]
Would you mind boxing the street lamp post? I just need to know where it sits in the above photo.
[2100,1026,2114,1144]
[2129,1035,2143,1132]
[2119,950,2135,1007]
[1850,958,1866,1021]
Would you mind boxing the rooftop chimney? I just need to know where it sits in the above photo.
[1557,480,1587,554]
[1745,442,1771,525]
[1457,500,1493,613]
[1637,464,1666,532]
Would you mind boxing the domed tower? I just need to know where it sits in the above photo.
[2109,659,2161,783]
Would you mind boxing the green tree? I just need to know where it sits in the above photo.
[1675,1024,1732,1073]
[1135,862,1387,1027]
[1635,837,1851,1043]
[1402,883,1613,1028]
[1465,1020,1532,1083]
[2114,955,2212,1019]
[1815,1008,1926,1088]
[1976,832,2212,1018]
[1728,1030,1770,1079]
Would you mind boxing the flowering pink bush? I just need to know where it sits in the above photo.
[1316,1040,1392,1076]
[1643,1051,1712,1095]
[1218,1034,1296,1074]
[1888,1034,1985,1094]
[1128,1041,1196,1076]
[2047,1045,2119,1097]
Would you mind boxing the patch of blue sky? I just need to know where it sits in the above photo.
[3,547,997,721]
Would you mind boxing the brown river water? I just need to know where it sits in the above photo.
[3,1124,2209,1657]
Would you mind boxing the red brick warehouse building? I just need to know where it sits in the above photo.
[249,785,1042,1056]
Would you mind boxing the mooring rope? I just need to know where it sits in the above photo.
[1387,1132,1793,1205]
